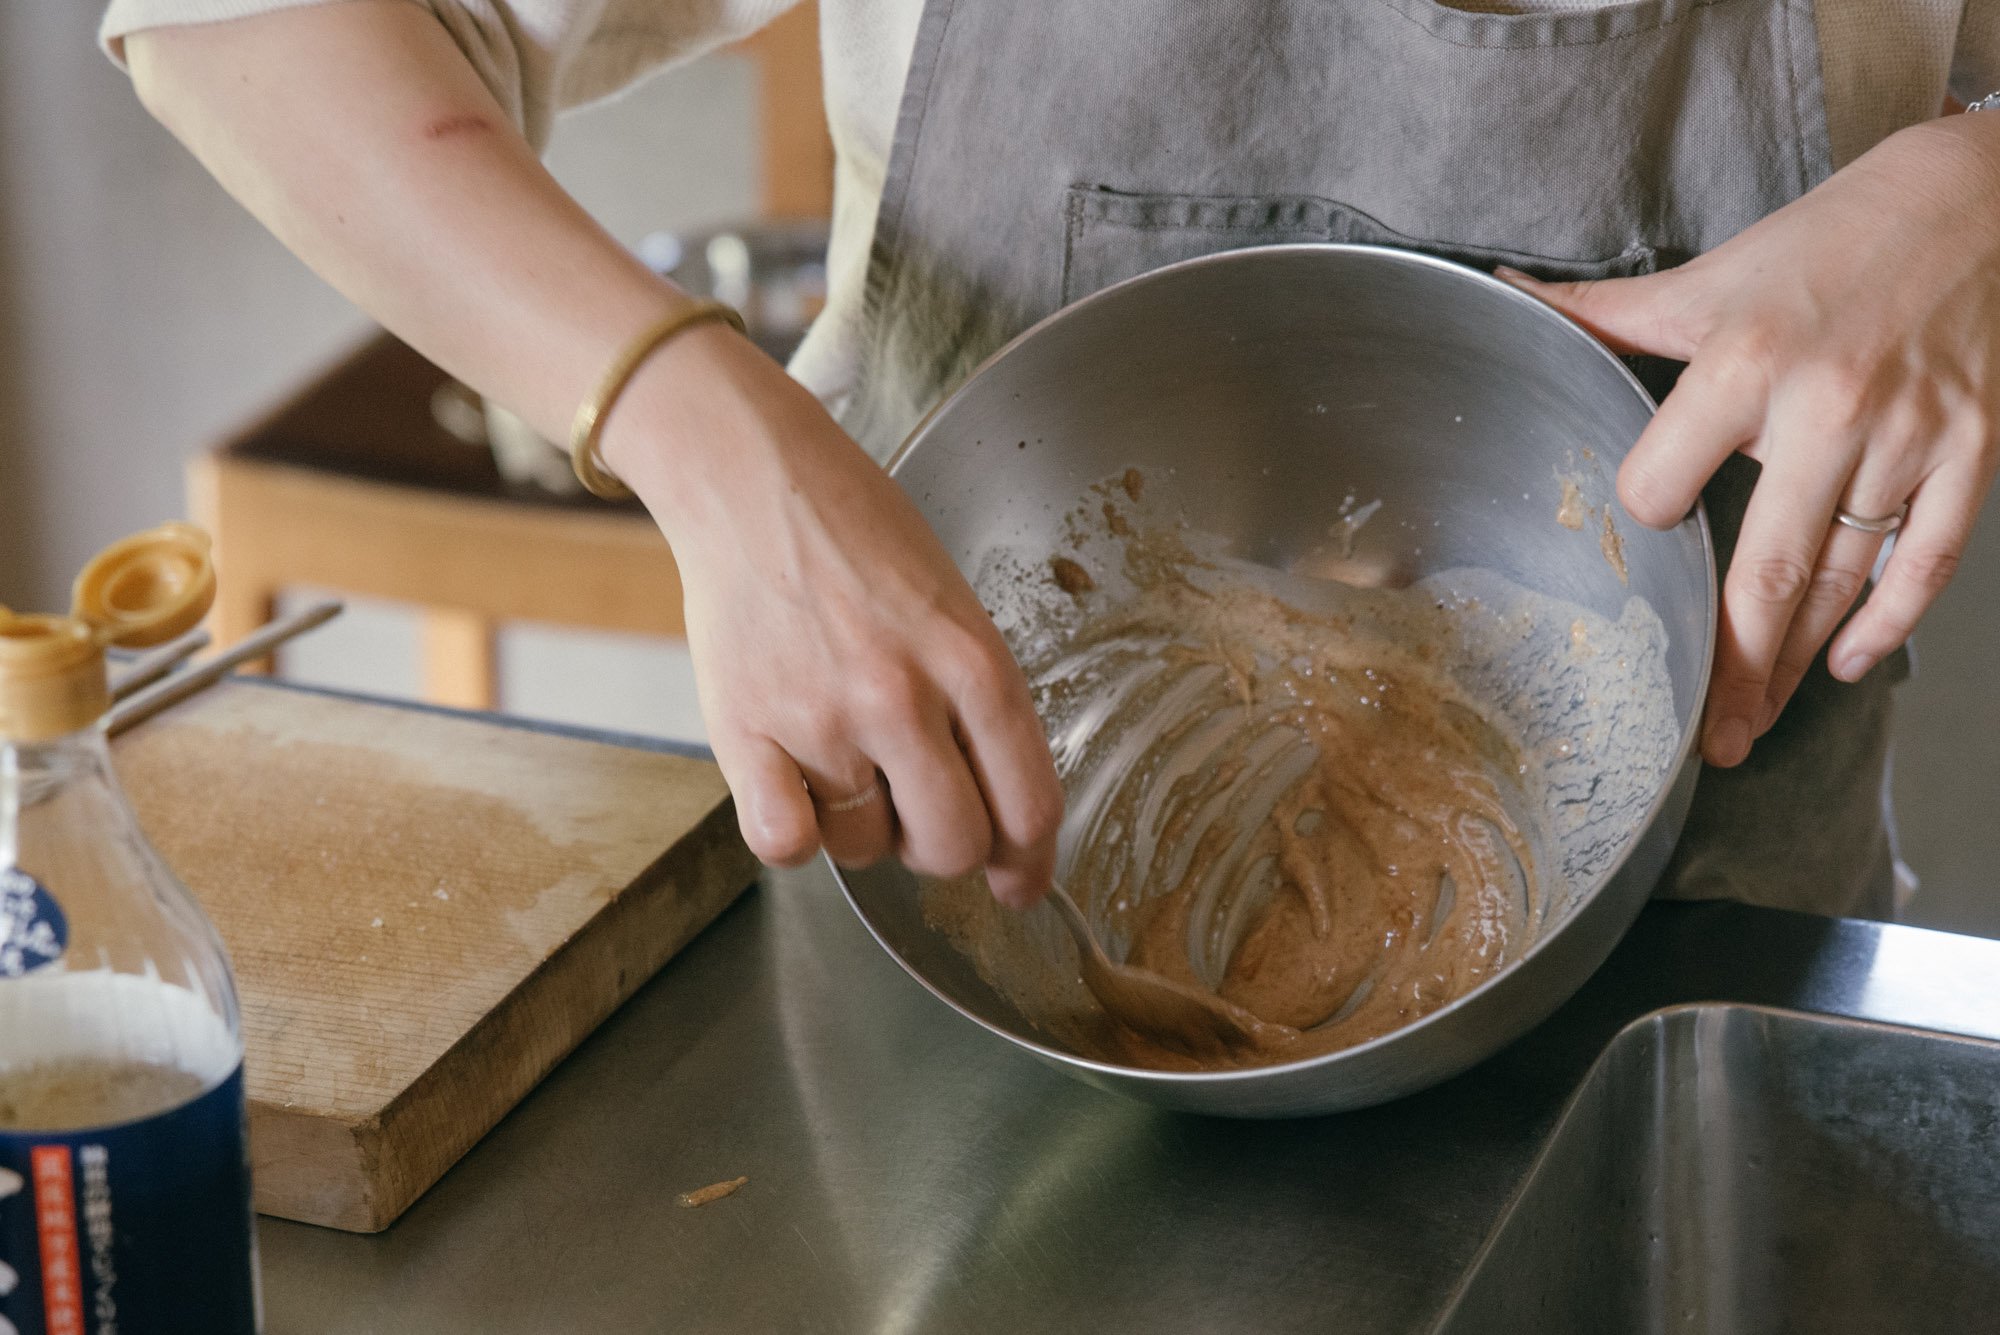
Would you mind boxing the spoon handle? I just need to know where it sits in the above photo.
[106,601,343,737]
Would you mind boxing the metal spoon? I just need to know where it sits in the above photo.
[1044,880,1270,1055]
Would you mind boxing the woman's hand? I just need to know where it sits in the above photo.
[1503,112,2000,768]
[603,328,1063,907]
[126,1,1061,905]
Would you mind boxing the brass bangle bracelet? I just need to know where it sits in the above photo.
[569,299,747,500]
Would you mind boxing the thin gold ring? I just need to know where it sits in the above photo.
[819,781,881,815]
[1834,507,1906,536]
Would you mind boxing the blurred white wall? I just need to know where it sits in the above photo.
[0,2,756,745]
[0,3,369,609]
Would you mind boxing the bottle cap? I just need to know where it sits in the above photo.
[71,523,216,648]
[0,524,215,742]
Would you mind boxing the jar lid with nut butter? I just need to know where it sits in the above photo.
[0,522,215,742]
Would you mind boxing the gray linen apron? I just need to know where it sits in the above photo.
[845,0,1904,919]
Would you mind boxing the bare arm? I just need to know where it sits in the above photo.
[131,1,662,444]
[127,0,1062,903]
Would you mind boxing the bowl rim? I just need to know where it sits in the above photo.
[854,240,1717,1085]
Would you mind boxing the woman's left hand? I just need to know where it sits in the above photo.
[1502,112,2000,769]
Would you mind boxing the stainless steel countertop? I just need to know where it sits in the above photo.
[256,856,2000,1335]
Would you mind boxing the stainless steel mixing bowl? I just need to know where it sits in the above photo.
[834,244,1714,1117]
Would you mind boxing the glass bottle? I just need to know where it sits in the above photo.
[0,525,259,1335]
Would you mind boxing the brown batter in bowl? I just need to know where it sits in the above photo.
[921,476,1678,1073]
[850,244,1713,1114]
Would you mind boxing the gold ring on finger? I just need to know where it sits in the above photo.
[1833,506,1906,536]
[819,781,882,814]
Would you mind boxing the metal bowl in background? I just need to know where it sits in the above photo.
[835,244,1715,1118]
[636,221,830,367]
[433,221,831,495]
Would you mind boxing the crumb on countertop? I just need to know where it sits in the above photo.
[678,1176,749,1208]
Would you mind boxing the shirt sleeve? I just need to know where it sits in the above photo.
[100,0,801,152]
[1954,0,2000,102]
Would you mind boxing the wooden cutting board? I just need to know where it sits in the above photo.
[111,680,757,1232]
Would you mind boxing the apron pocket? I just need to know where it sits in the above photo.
[1370,0,1697,51]
[1061,185,1660,306]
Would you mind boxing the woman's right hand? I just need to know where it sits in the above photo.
[124,2,1063,907]
[603,324,1063,908]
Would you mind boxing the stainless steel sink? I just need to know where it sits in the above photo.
[1433,1004,2000,1333]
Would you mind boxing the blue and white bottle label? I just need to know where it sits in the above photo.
[0,871,66,979]
[0,1066,258,1335]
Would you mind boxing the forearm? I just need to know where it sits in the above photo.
[1888,105,2000,221]
[1959,98,2000,173]
[126,0,689,447]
